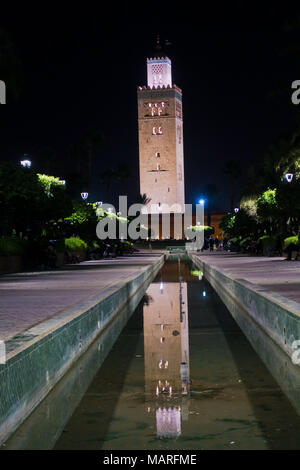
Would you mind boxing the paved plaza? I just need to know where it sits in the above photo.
[1,251,299,343]
[0,253,162,342]
[195,252,300,304]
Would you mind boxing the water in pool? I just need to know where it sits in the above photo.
[5,259,300,450]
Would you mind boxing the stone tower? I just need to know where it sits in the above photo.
[137,42,185,214]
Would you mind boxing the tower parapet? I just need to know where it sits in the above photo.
[147,56,172,89]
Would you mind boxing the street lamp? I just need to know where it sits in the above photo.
[20,159,32,168]
[285,173,294,183]
[199,199,205,206]
[95,201,103,206]
[81,192,88,201]
[234,208,240,214]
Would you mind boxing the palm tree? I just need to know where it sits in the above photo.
[137,193,152,206]
[202,183,219,227]
[69,129,104,194]
[114,162,132,195]
[36,146,57,174]
[222,160,242,211]
[81,129,104,191]
[99,168,116,199]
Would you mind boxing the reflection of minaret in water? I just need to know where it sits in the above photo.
[143,278,190,438]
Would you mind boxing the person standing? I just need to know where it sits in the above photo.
[208,236,214,252]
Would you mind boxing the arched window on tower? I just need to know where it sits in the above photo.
[152,127,156,135]
[156,152,160,158]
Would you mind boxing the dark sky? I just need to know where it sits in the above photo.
[1,15,299,211]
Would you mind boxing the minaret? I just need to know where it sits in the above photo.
[137,37,185,214]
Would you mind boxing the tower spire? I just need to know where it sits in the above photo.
[155,33,162,53]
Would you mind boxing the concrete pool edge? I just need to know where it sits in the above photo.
[190,253,300,361]
[0,254,165,445]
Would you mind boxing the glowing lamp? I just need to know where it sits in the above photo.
[285,173,294,183]
[81,192,88,200]
[20,160,32,168]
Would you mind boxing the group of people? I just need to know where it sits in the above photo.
[201,236,224,252]
[87,242,137,260]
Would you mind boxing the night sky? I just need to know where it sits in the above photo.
[1,14,300,211]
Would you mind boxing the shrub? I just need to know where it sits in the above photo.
[240,237,251,247]
[58,237,87,252]
[284,236,299,248]
[258,235,276,248]
[0,237,27,256]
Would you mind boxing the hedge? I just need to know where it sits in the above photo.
[0,237,27,256]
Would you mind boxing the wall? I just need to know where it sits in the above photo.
[137,86,185,213]
[190,254,300,362]
[0,256,23,275]
[0,255,165,445]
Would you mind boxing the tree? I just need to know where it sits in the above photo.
[219,213,237,239]
[114,162,132,195]
[81,129,104,191]
[62,201,99,242]
[219,209,258,240]
[222,160,242,211]
[256,189,279,235]
[0,162,73,239]
[70,129,104,194]
[0,162,43,236]
[201,183,219,227]
[35,146,58,175]
[276,180,300,234]
[99,168,116,198]
[137,193,152,206]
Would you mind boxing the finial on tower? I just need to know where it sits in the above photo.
[155,33,162,53]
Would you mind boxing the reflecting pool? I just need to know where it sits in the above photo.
[5,259,300,450]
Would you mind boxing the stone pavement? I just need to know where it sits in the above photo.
[0,253,163,342]
[194,252,300,304]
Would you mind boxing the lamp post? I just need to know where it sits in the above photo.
[285,173,294,183]
[234,208,240,214]
[81,192,88,201]
[20,159,32,168]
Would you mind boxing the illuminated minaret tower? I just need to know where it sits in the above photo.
[137,37,185,214]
